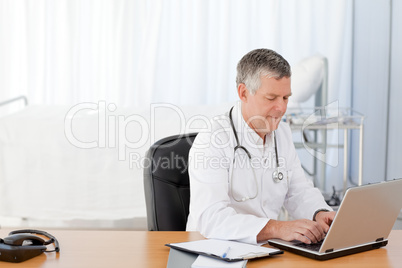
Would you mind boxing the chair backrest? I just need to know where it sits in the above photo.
[143,133,198,231]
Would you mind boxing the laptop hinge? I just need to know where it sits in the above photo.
[376,237,384,242]
[325,248,334,253]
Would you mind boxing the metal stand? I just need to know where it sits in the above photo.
[286,107,364,196]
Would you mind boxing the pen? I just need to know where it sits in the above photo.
[222,247,231,258]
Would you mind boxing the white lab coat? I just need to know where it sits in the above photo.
[186,102,332,244]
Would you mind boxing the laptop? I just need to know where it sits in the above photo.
[268,178,402,260]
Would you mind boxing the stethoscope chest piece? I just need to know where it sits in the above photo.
[272,170,284,183]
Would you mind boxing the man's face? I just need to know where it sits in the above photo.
[241,75,291,138]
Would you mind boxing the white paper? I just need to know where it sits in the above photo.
[169,239,280,260]
[191,255,247,268]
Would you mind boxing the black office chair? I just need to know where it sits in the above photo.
[143,133,198,231]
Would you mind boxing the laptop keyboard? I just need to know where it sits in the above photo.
[295,240,323,252]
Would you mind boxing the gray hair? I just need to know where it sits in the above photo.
[236,48,291,94]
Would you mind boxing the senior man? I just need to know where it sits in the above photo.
[186,48,335,245]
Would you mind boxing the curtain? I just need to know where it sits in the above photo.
[0,0,352,108]
[0,0,353,193]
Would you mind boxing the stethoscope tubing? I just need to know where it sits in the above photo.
[228,106,284,202]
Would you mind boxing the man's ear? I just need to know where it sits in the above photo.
[237,83,249,102]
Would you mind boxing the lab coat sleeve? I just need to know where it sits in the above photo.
[186,129,268,245]
[281,124,333,220]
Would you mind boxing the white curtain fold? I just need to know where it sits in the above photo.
[0,0,355,196]
[0,0,352,108]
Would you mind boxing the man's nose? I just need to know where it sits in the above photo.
[275,98,288,114]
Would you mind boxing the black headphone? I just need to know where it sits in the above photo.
[0,229,60,263]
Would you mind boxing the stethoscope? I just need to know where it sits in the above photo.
[229,106,283,202]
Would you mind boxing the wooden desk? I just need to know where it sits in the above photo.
[0,229,401,267]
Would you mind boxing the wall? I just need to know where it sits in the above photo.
[351,0,402,184]
[386,0,402,180]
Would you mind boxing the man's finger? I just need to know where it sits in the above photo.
[302,220,325,242]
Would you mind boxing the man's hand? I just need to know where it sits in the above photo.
[314,211,336,233]
[257,219,326,244]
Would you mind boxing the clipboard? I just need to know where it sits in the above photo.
[165,239,283,262]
